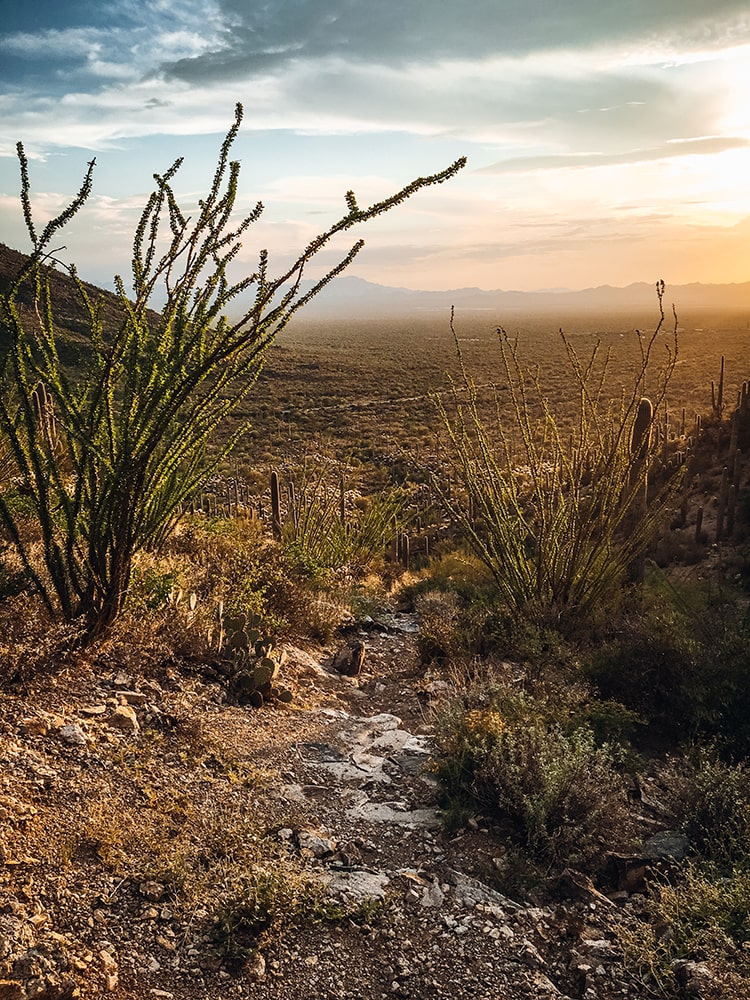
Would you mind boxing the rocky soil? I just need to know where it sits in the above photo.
[0,614,705,1000]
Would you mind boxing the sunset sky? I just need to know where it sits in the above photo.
[1,0,750,295]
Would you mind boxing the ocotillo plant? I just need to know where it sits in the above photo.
[433,287,681,631]
[0,105,464,640]
[280,466,409,577]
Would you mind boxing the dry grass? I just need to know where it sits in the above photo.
[617,864,750,998]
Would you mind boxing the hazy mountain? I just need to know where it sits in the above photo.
[1,242,748,330]
[298,274,750,320]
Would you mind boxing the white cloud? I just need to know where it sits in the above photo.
[0,28,104,58]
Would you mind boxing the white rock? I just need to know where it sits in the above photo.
[325,869,390,902]
[297,829,337,858]
[420,882,445,908]
[59,724,88,746]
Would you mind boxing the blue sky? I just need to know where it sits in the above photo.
[1,0,750,293]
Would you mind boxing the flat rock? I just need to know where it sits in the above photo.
[325,869,390,902]
[451,872,521,911]
[643,831,690,861]
[346,799,442,828]
[118,690,147,706]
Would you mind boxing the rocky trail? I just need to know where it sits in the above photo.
[0,615,687,1000]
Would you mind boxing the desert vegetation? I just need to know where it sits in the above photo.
[0,104,464,642]
[1,111,749,1000]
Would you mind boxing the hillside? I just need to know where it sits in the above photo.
[0,243,125,339]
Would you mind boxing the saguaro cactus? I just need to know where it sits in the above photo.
[695,505,704,544]
[628,397,653,583]
[716,466,729,542]
[270,469,282,541]
[630,397,653,498]
[711,356,725,420]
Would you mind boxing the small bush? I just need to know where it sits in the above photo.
[404,559,575,672]
[618,864,750,998]
[572,698,645,749]
[415,589,460,664]
[586,576,750,754]
[210,863,333,970]
[475,605,573,670]
[165,516,296,636]
[662,753,750,868]
[434,696,633,871]
[283,472,409,580]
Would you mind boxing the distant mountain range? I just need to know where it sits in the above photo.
[298,274,750,320]
[1,241,748,327]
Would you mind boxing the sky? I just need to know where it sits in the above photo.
[1,0,750,295]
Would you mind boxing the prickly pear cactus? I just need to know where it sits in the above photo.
[217,609,292,707]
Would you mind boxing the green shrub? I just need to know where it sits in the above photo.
[618,864,750,997]
[211,864,333,970]
[475,605,573,670]
[415,589,460,664]
[434,696,633,871]
[662,753,750,868]
[572,698,645,749]
[132,565,183,610]
[283,470,409,580]
[586,576,750,754]
[165,515,324,639]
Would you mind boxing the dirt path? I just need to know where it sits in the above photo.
[0,616,650,1000]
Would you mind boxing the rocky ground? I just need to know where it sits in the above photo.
[0,614,709,1000]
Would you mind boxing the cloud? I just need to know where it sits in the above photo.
[0,3,226,93]
[2,1,748,160]
[2,0,750,292]
[479,136,750,173]
[0,27,104,59]
[163,0,750,82]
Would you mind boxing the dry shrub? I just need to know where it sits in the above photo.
[0,591,84,686]
[660,753,750,868]
[617,864,750,998]
[586,574,750,755]
[78,752,333,966]
[434,692,635,872]
[415,589,460,665]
